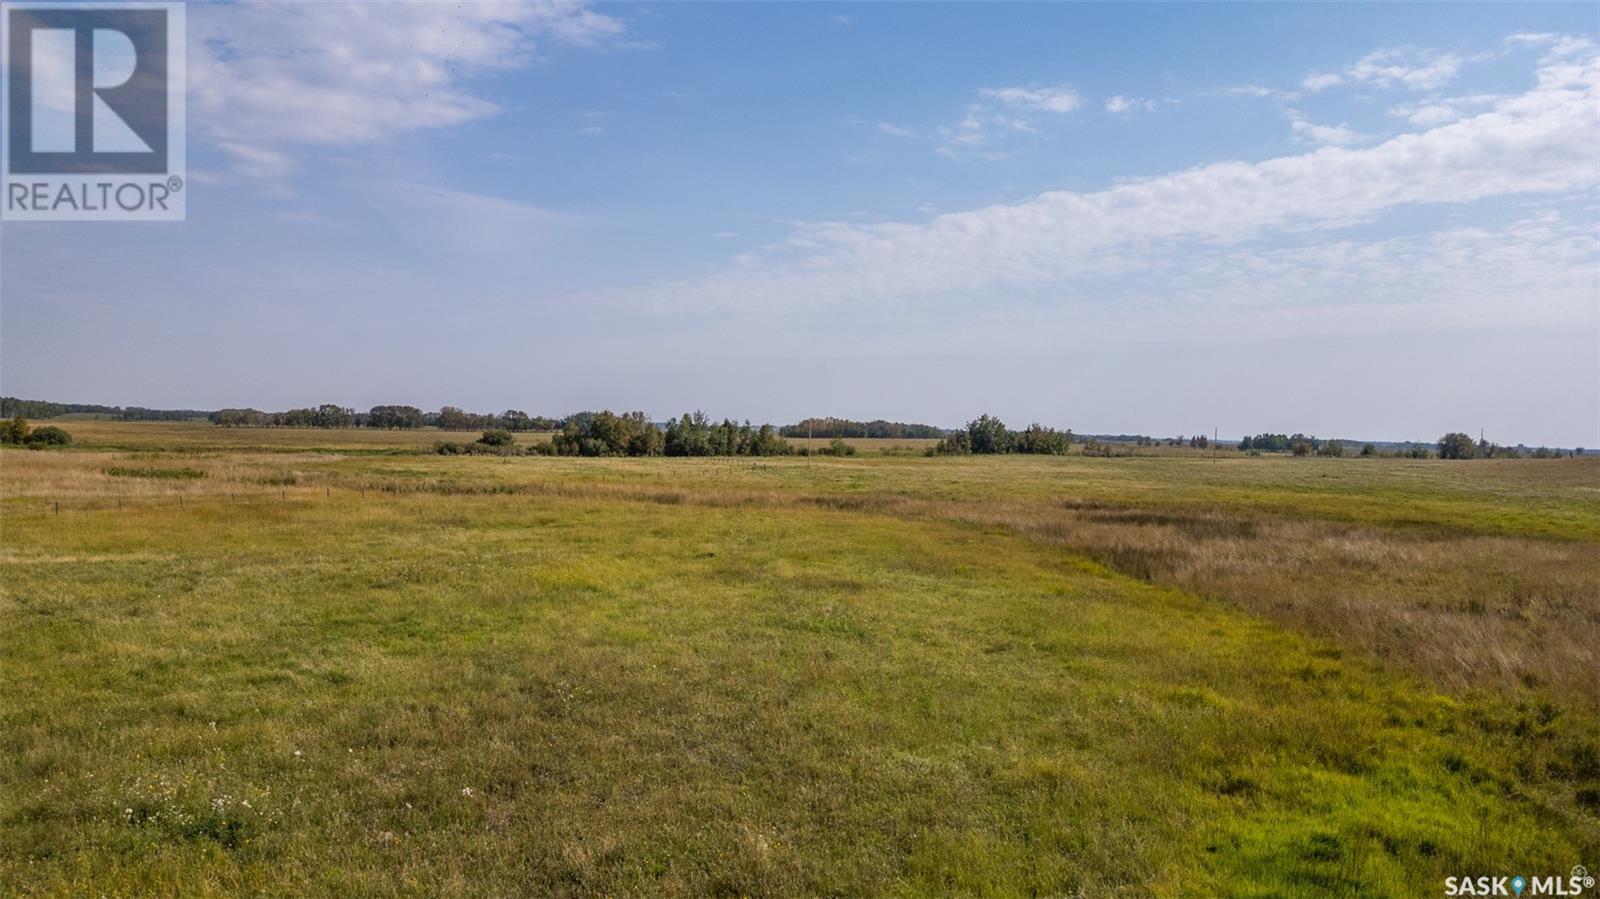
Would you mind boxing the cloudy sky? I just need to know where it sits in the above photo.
[2,1,1597,445]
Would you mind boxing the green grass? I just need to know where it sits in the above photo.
[3,432,1598,896]
[103,466,208,480]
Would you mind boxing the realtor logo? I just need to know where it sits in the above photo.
[2,1,185,220]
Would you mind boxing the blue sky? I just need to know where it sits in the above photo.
[3,1,1597,445]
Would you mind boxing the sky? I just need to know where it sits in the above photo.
[2,1,1597,446]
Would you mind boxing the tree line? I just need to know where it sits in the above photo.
[1434,433,1578,460]
[8,395,1587,459]
[1235,431,1579,459]
[1,397,208,422]
[779,418,943,439]
[435,411,810,458]
[210,405,563,431]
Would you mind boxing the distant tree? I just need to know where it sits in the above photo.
[1015,423,1072,455]
[748,424,790,457]
[367,405,424,429]
[1317,440,1344,457]
[24,425,71,447]
[1189,434,1209,449]
[929,431,971,455]
[274,408,315,427]
[1241,433,1295,453]
[501,410,533,432]
[1291,440,1313,457]
[966,415,1013,454]
[665,411,713,457]
[628,418,667,456]
[437,406,472,431]
[477,429,515,448]
[312,404,355,428]
[1360,443,1376,457]
[211,408,270,427]
[552,410,661,457]
[2,415,30,445]
[780,418,943,439]
[1437,432,1477,460]
[1,398,64,419]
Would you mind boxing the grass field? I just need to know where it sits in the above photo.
[3,423,1597,896]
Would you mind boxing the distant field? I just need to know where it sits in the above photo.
[3,423,1597,895]
[49,420,556,453]
[48,421,950,455]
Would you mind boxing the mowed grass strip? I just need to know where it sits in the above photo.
[3,493,1593,897]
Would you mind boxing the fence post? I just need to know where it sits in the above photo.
[54,501,59,515]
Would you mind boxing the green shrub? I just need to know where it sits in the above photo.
[104,466,206,479]
[928,431,971,455]
[966,415,1013,454]
[1015,423,1072,455]
[24,425,71,448]
[1437,432,1476,460]
[2,415,29,445]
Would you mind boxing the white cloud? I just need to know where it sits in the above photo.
[192,1,627,182]
[1286,111,1366,146]
[1301,72,1345,92]
[1290,120,1364,146]
[877,122,916,138]
[1305,46,1465,93]
[1388,94,1501,127]
[935,85,1080,159]
[1105,95,1143,115]
[978,85,1082,113]
[1218,85,1288,99]
[596,42,1599,332]
[1106,95,1175,116]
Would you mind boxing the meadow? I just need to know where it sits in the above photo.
[2,422,1597,896]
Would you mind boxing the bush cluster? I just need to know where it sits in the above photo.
[928,416,1072,456]
[214,405,565,431]
[431,412,801,459]
[0,416,72,449]
[780,418,942,439]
